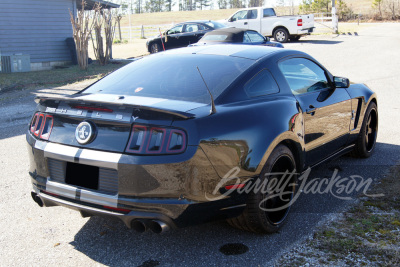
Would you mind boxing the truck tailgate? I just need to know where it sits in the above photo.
[301,14,314,29]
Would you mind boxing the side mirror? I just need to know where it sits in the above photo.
[334,76,350,88]
[264,37,270,42]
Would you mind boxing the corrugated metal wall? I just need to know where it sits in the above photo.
[0,0,75,63]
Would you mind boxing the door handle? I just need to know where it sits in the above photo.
[244,22,248,25]
[306,105,317,114]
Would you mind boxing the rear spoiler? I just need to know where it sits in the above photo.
[35,95,195,119]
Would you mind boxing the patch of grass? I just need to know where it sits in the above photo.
[277,164,400,266]
[391,220,400,227]
[0,61,128,92]
[113,39,128,44]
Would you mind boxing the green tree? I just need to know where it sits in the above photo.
[196,0,210,10]
[337,0,352,20]
[229,0,245,8]
[165,0,174,11]
[299,0,312,13]
[179,0,195,10]
[144,0,165,12]
[135,0,143,13]
[372,0,383,19]
[248,0,263,7]
[217,0,228,9]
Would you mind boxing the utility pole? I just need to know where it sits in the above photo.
[332,0,338,34]
[129,0,132,41]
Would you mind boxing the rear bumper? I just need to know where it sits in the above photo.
[30,176,246,228]
[27,132,247,228]
[32,189,178,228]
[297,27,314,35]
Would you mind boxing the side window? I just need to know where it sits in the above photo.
[263,8,276,17]
[247,9,258,19]
[244,69,280,98]
[184,24,200,32]
[231,10,248,21]
[246,31,265,43]
[278,58,331,95]
[168,25,183,34]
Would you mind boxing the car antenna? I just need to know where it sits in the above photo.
[197,66,216,115]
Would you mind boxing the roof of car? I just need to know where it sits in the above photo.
[164,44,282,60]
[175,20,217,25]
[201,28,258,43]
[185,20,219,23]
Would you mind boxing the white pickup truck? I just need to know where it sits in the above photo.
[224,7,314,43]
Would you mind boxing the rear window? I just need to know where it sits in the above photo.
[205,21,227,29]
[203,34,229,41]
[82,54,254,104]
[263,8,276,17]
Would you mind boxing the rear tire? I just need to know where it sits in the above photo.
[350,102,378,158]
[274,28,289,43]
[150,42,161,54]
[227,144,297,234]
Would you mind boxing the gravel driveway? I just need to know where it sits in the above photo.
[0,23,399,267]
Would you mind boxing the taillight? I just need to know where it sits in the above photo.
[166,130,186,153]
[30,112,54,140]
[40,115,54,140]
[297,19,303,26]
[30,113,39,133]
[126,124,187,155]
[34,114,44,136]
[126,125,147,153]
[146,128,166,154]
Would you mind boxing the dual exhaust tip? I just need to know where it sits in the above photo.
[31,192,170,233]
[131,219,169,234]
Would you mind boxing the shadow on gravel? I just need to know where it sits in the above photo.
[0,125,28,141]
[296,40,343,45]
[68,142,400,266]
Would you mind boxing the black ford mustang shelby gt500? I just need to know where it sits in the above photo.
[27,45,378,234]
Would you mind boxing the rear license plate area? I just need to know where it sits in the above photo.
[65,162,99,190]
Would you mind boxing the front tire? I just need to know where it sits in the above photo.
[150,42,161,54]
[227,144,297,234]
[274,28,289,43]
[350,102,378,158]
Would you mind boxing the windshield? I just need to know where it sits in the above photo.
[82,54,254,104]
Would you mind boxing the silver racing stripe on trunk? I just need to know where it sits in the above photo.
[42,142,121,169]
[44,143,79,162]
[79,149,121,169]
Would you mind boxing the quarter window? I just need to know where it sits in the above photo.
[278,58,331,95]
[245,31,265,43]
[244,69,279,97]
